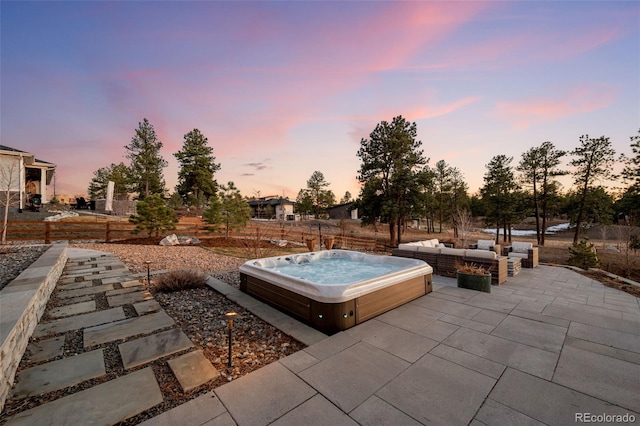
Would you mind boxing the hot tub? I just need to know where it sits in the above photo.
[239,250,433,334]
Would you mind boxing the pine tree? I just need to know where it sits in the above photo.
[570,135,616,242]
[174,128,220,208]
[204,182,251,238]
[517,142,566,245]
[88,162,132,200]
[125,118,167,199]
[128,194,177,237]
[480,155,519,242]
[357,116,427,246]
[302,171,335,219]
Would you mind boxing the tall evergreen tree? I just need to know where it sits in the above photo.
[88,162,132,200]
[128,194,177,237]
[125,118,167,199]
[517,141,566,245]
[302,171,335,219]
[204,182,251,238]
[357,116,427,246]
[570,134,616,242]
[174,128,220,208]
[432,160,468,234]
[621,129,640,186]
[480,155,519,242]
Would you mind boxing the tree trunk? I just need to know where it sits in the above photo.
[532,179,541,245]
[389,219,397,246]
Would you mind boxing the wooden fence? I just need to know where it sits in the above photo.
[3,220,387,252]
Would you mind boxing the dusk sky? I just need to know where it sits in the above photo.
[2,1,638,201]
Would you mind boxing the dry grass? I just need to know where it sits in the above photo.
[153,269,208,292]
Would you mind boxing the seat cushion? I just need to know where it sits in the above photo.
[509,252,528,259]
[466,249,497,259]
[512,242,533,253]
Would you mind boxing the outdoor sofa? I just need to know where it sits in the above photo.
[392,240,508,285]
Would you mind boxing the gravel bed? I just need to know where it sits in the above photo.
[0,245,50,291]
[1,243,305,424]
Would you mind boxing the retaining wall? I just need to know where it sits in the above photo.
[0,243,67,411]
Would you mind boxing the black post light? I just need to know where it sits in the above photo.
[145,261,151,284]
[225,311,238,368]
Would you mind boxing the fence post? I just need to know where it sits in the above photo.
[44,222,51,244]
[106,222,111,243]
[194,224,199,237]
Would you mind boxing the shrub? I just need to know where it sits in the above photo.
[568,237,600,269]
[455,261,491,276]
[153,269,208,293]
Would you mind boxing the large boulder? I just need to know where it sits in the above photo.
[159,234,200,246]
[177,236,201,245]
[159,234,179,246]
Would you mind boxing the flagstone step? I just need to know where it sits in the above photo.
[84,310,175,347]
[57,283,115,299]
[10,349,106,399]
[33,307,126,338]
[134,300,162,315]
[119,328,194,369]
[27,336,65,363]
[108,290,153,307]
[168,350,220,392]
[48,300,96,319]
[4,368,163,426]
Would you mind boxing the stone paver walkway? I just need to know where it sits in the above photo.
[2,249,218,425]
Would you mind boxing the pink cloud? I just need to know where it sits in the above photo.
[492,84,617,129]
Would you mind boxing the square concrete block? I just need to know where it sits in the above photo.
[490,368,637,425]
[215,361,316,426]
[568,321,640,353]
[168,350,219,392]
[476,398,545,426]
[279,350,320,374]
[443,327,558,380]
[553,345,640,413]
[491,315,567,353]
[376,353,496,425]
[137,391,227,426]
[349,395,422,426]
[430,344,506,379]
[271,394,358,426]
[411,296,482,319]
[299,341,409,412]
[345,319,438,363]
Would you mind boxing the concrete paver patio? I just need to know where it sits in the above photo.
[3,246,640,425]
[173,265,640,425]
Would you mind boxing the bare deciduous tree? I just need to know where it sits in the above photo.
[454,208,474,249]
[1,159,20,243]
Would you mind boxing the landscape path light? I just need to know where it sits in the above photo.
[225,311,238,368]
[145,261,151,285]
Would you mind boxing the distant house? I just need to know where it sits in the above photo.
[328,202,358,220]
[0,145,56,211]
[247,196,295,220]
